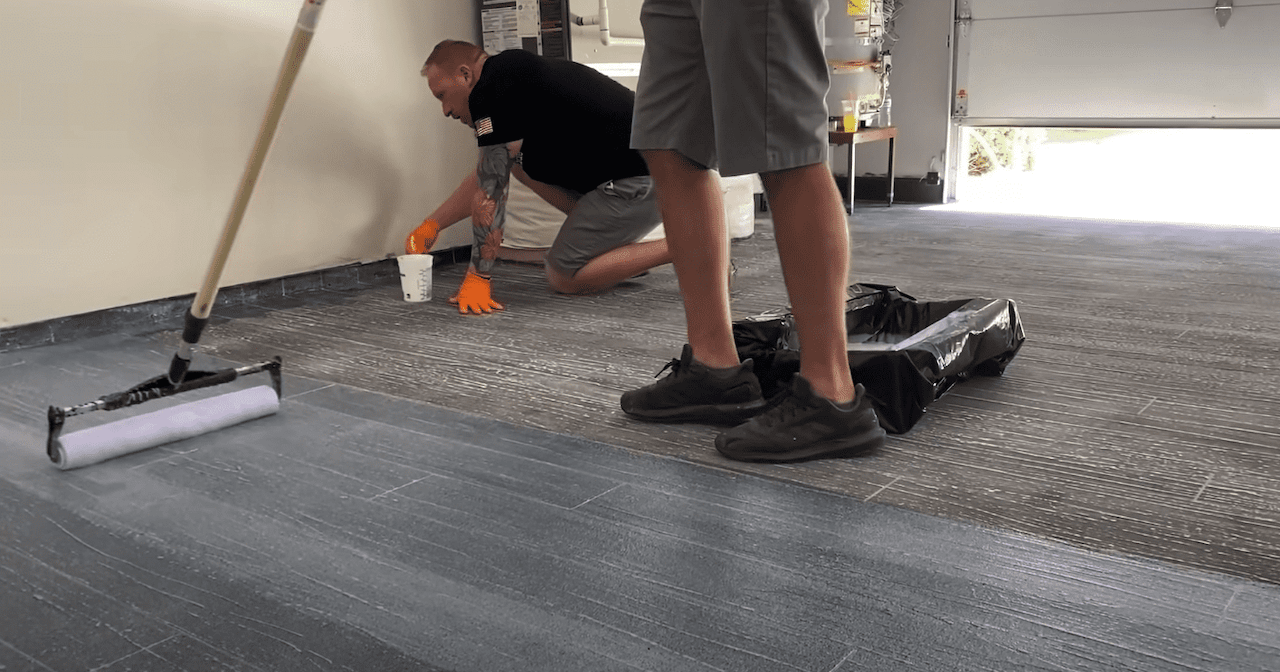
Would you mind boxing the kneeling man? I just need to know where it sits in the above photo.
[409,40,672,314]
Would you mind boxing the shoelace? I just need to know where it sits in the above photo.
[653,358,683,379]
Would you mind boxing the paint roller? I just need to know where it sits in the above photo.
[45,0,327,470]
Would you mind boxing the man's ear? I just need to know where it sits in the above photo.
[458,64,474,85]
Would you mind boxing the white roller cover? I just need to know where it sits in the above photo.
[55,385,280,470]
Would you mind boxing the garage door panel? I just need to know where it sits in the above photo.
[973,0,1210,20]
[963,0,1280,122]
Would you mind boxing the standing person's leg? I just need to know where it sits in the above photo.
[627,0,884,460]
[627,0,736,366]
[690,0,853,389]
[615,160,764,423]
[718,164,883,461]
[619,0,766,424]
[703,0,883,461]
[640,151,738,368]
[627,0,737,367]
[760,163,855,405]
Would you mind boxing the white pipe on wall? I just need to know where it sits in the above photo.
[573,0,644,47]
[599,0,644,47]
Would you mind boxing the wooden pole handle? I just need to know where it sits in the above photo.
[191,0,326,319]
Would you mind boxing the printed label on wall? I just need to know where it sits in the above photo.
[480,0,568,59]
[848,0,871,16]
[482,1,522,53]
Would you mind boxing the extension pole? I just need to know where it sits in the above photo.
[169,0,327,385]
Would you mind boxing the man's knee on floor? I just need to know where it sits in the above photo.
[546,265,585,294]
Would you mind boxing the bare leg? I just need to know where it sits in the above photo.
[760,163,855,404]
[546,238,672,294]
[641,150,738,369]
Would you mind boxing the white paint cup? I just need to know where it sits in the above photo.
[397,254,433,302]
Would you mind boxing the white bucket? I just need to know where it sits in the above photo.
[721,174,757,240]
[397,254,433,302]
[637,172,758,243]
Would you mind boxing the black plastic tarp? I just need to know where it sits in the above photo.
[732,283,1026,434]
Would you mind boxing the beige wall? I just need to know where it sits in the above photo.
[0,0,477,328]
[854,0,953,179]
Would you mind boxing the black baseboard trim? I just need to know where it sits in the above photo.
[852,176,945,205]
[432,246,473,266]
[0,252,462,354]
[762,177,944,212]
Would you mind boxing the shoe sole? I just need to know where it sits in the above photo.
[715,426,887,463]
[622,400,769,425]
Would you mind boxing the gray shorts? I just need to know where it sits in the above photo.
[630,0,832,177]
[546,176,662,276]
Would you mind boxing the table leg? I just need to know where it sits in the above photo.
[846,141,855,214]
[886,136,896,207]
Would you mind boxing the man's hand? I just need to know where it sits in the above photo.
[449,269,504,314]
[405,218,441,255]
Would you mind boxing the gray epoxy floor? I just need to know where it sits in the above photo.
[2,333,1279,671]
[183,205,1280,586]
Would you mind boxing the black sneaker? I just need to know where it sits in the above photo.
[715,377,886,462]
[621,344,768,424]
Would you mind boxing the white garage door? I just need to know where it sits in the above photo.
[953,0,1280,126]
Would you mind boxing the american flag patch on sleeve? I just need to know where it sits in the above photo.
[475,117,494,137]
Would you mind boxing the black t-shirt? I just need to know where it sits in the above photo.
[468,49,649,195]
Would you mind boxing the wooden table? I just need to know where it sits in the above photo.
[829,126,897,212]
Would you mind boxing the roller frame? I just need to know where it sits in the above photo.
[47,357,282,463]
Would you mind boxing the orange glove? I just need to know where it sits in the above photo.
[449,269,504,314]
[405,218,441,255]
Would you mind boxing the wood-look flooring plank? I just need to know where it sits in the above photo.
[0,483,433,672]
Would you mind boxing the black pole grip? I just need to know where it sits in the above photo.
[168,311,209,386]
[167,354,192,387]
[182,311,209,344]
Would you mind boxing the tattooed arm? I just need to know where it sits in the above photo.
[470,140,522,277]
[446,140,522,314]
